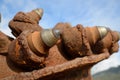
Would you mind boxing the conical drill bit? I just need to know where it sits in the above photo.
[97,26,109,39]
[34,8,43,19]
[41,29,61,47]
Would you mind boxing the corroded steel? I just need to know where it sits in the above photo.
[9,8,43,37]
[85,26,109,46]
[8,30,46,70]
[27,31,48,55]
[0,31,13,54]
[0,8,120,80]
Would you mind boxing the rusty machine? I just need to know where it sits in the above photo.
[0,8,120,80]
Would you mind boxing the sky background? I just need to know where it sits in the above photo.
[0,0,120,74]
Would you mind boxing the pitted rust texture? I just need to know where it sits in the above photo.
[0,32,19,79]
[0,31,13,54]
[8,29,61,70]
[45,45,68,67]
[0,8,120,80]
[0,54,25,79]
[94,31,119,54]
[9,8,43,37]
[1,52,109,80]
[61,24,92,58]
[8,30,46,70]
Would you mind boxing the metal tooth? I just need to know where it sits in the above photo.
[34,8,43,18]
[97,26,109,39]
[41,29,61,47]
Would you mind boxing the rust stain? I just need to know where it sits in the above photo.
[0,8,120,80]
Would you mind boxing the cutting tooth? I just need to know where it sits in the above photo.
[41,29,61,47]
[97,26,109,39]
[34,8,43,18]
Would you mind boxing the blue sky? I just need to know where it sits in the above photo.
[0,0,120,74]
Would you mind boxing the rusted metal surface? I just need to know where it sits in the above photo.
[9,8,43,37]
[8,29,61,70]
[8,30,46,70]
[85,26,108,46]
[1,51,110,80]
[0,31,13,54]
[27,31,49,55]
[0,8,120,80]
[0,32,17,79]
[60,24,109,58]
